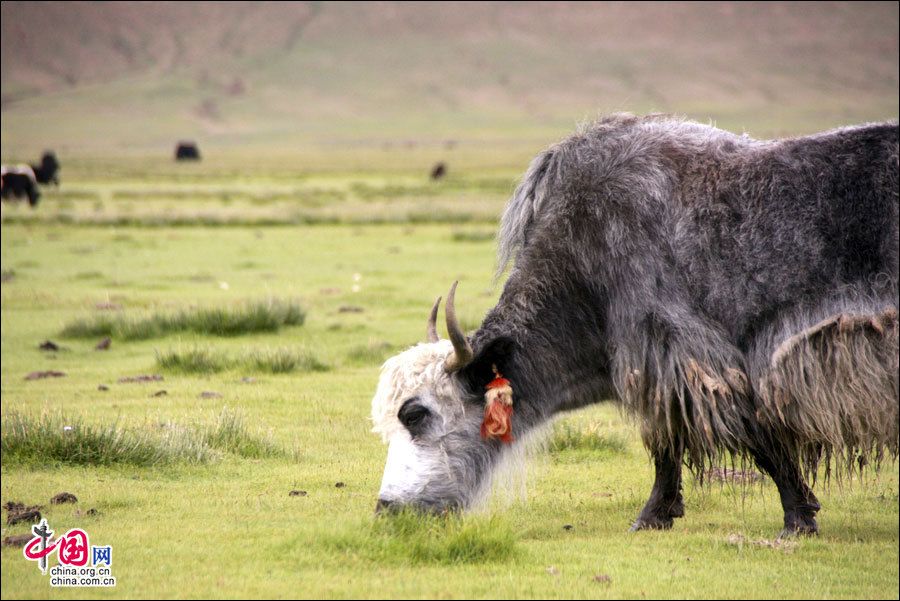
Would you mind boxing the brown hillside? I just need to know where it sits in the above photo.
[1,1,897,153]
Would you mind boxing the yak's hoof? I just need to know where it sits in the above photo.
[777,526,818,540]
[629,515,674,532]
[779,512,819,539]
[631,494,684,531]
[780,522,819,538]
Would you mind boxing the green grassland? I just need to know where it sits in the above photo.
[0,152,522,227]
[1,199,898,598]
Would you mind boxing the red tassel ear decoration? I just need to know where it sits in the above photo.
[481,365,514,443]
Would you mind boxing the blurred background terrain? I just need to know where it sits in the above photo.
[3,1,898,157]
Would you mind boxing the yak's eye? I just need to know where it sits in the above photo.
[398,399,430,434]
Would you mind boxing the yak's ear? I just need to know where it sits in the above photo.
[456,336,517,399]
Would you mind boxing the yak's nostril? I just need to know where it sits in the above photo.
[375,498,397,514]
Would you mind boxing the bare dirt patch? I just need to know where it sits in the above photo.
[726,533,798,552]
[118,374,163,383]
[25,370,66,380]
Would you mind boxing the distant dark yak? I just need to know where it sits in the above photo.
[430,162,446,180]
[1,165,40,207]
[175,141,201,161]
[30,151,60,186]
[371,114,898,537]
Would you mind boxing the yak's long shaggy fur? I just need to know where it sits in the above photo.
[488,113,899,475]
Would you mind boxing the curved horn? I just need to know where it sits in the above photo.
[426,296,442,343]
[444,281,474,372]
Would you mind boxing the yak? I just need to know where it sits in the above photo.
[370,114,899,536]
[431,162,447,180]
[30,151,60,186]
[175,141,201,161]
[1,165,41,207]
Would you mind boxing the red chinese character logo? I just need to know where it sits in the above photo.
[57,529,90,567]
[23,538,58,560]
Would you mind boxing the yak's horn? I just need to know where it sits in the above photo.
[444,281,473,372]
[426,296,442,343]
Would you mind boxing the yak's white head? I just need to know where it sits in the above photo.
[370,282,512,513]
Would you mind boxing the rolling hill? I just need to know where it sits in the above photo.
[1,1,897,156]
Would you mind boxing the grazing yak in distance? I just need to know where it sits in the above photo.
[175,141,201,161]
[430,162,447,180]
[371,114,898,536]
[1,165,41,207]
[30,151,60,186]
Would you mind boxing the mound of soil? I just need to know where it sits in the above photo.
[25,370,66,380]
[2,534,32,547]
[118,374,163,383]
[50,492,78,504]
[7,507,41,525]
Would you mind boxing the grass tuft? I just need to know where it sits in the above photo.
[155,347,329,374]
[155,347,231,374]
[346,340,395,364]
[1,409,284,467]
[248,347,329,374]
[324,510,517,565]
[61,314,117,338]
[60,299,306,340]
[1,412,210,467]
[196,408,284,459]
[549,422,629,455]
[184,300,306,336]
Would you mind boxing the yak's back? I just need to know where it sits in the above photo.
[499,114,756,274]
[498,114,899,469]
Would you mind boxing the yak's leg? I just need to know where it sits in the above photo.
[630,443,684,531]
[749,438,820,537]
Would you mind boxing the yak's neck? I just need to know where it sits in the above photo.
[472,269,614,424]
